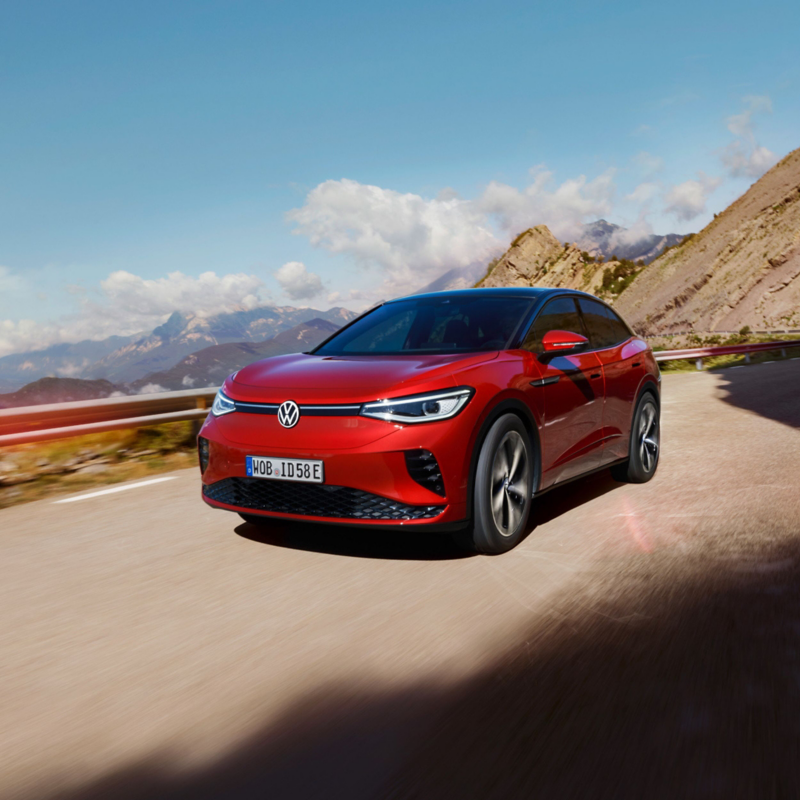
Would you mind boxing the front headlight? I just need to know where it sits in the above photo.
[211,389,236,417]
[360,387,474,424]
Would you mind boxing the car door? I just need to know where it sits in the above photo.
[522,296,605,487]
[577,297,647,463]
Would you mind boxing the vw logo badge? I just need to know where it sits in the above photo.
[277,400,300,429]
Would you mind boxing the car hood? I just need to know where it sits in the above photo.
[229,351,499,403]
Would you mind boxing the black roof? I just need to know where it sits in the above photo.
[390,286,595,304]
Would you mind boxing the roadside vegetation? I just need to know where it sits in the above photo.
[0,421,199,510]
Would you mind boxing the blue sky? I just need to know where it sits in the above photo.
[0,0,798,354]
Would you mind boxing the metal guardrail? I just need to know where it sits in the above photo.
[653,339,800,370]
[0,339,798,447]
[0,388,217,447]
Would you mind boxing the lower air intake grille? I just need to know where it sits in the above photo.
[404,450,445,496]
[204,478,445,521]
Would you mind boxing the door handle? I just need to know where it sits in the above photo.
[632,362,641,367]
[590,372,601,379]
[530,376,560,387]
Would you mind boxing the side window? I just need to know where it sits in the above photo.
[522,297,585,353]
[578,298,632,349]
[606,307,633,344]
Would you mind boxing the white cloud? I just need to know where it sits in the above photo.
[137,383,167,395]
[726,95,772,138]
[274,261,324,300]
[609,218,656,250]
[288,170,626,303]
[721,141,778,180]
[479,168,616,242]
[98,270,264,319]
[626,182,660,205]
[664,172,722,221]
[288,178,501,300]
[721,96,778,180]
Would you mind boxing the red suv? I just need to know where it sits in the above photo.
[199,288,660,553]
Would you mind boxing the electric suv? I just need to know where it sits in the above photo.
[199,288,660,553]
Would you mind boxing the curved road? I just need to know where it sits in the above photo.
[2,360,800,799]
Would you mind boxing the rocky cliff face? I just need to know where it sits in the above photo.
[476,225,611,294]
[615,148,800,334]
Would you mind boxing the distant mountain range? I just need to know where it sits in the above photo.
[573,220,685,264]
[0,304,355,393]
[0,317,348,408]
[0,377,122,410]
[130,317,342,392]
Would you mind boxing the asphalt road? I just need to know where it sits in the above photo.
[2,360,800,799]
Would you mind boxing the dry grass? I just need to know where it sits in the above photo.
[0,422,199,510]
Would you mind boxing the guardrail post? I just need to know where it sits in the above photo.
[695,358,703,371]
[744,353,751,363]
[192,397,208,439]
[781,348,787,358]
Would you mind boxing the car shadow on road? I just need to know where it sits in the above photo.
[234,470,624,560]
[43,533,800,800]
[528,468,623,529]
[713,359,800,429]
[234,519,474,561]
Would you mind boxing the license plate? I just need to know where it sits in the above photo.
[246,456,324,484]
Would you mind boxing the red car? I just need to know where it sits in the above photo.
[199,288,660,553]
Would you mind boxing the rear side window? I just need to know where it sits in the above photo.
[578,297,632,349]
[522,296,586,353]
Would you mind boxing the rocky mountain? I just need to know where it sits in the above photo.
[129,318,343,392]
[0,377,122,410]
[0,304,356,393]
[615,147,800,333]
[476,225,615,294]
[413,222,684,296]
[574,220,685,264]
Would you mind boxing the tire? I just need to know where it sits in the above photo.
[461,414,535,554]
[611,392,660,483]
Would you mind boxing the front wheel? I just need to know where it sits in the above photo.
[461,414,534,554]
[612,392,660,483]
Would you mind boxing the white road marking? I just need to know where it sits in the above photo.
[54,477,178,504]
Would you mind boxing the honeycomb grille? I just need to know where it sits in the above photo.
[203,477,446,521]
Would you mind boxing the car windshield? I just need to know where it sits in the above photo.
[313,295,533,356]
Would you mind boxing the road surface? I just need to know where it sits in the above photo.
[2,360,800,799]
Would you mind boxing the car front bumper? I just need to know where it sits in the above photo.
[199,411,474,527]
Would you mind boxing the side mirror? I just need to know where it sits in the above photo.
[541,329,588,354]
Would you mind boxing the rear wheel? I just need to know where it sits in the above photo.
[612,392,660,483]
[461,414,534,554]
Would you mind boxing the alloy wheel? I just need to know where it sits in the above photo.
[639,401,659,473]
[490,431,530,537]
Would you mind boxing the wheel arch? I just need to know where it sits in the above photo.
[636,375,661,407]
[465,398,542,520]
